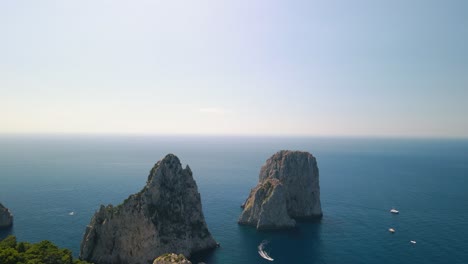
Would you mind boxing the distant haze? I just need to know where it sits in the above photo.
[1,0,467,137]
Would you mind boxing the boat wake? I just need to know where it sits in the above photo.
[258,240,274,261]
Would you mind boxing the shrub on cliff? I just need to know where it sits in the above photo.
[0,235,91,264]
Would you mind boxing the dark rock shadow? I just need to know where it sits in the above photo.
[0,225,13,241]
[189,245,218,263]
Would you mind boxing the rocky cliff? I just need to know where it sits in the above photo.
[0,203,13,228]
[239,150,322,229]
[80,154,217,264]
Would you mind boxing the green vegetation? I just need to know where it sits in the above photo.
[155,253,188,262]
[0,235,91,264]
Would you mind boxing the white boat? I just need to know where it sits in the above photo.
[390,208,399,214]
[410,240,417,244]
[69,211,75,216]
[258,241,274,261]
[389,228,395,233]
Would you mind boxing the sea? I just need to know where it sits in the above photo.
[0,135,467,264]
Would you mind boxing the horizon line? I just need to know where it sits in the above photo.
[0,132,467,140]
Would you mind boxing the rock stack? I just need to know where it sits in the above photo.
[80,154,217,264]
[239,150,322,229]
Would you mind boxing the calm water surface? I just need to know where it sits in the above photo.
[0,136,467,264]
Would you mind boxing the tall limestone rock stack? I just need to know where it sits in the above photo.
[239,150,322,229]
[0,203,13,228]
[80,154,217,264]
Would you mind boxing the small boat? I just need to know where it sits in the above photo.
[388,228,395,233]
[410,240,417,244]
[390,208,399,214]
[69,211,75,216]
[258,240,274,261]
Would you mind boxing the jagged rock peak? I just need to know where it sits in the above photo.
[80,154,217,264]
[0,203,13,228]
[239,150,322,229]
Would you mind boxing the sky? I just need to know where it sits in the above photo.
[1,0,467,137]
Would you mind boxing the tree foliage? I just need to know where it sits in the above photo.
[0,235,91,264]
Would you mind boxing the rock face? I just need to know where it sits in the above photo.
[80,154,217,264]
[153,253,191,264]
[0,203,13,228]
[239,150,322,229]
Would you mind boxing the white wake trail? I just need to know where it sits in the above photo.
[258,240,274,261]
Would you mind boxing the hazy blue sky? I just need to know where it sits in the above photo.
[1,0,467,137]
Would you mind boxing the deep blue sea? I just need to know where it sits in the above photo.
[0,135,467,264]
